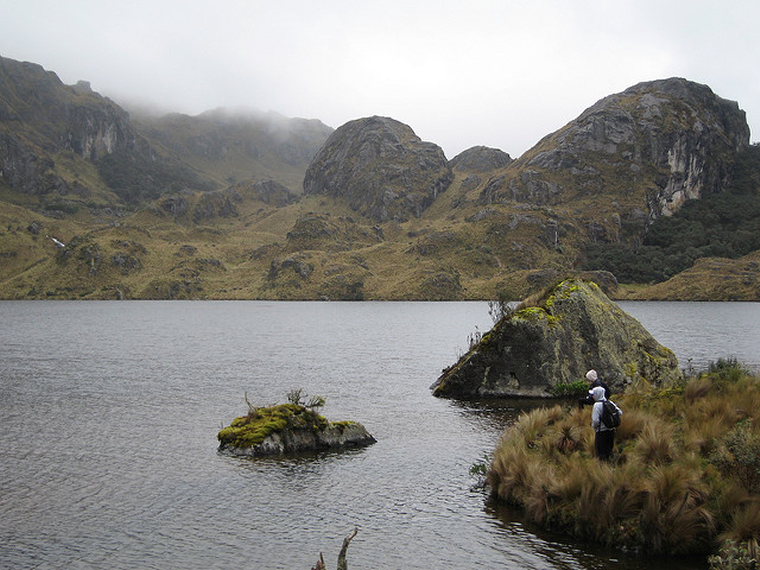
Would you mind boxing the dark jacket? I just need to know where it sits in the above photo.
[579,379,611,407]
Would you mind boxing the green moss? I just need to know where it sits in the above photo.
[514,305,560,325]
[331,420,358,432]
[217,403,329,448]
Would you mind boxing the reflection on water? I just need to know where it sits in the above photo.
[1,300,753,568]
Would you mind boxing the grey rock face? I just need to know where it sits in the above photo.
[450,146,513,172]
[482,78,750,220]
[192,189,242,222]
[432,279,682,399]
[221,423,376,457]
[0,132,67,195]
[0,55,190,201]
[303,116,453,222]
[250,179,298,206]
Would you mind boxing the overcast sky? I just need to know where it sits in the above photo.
[1,0,758,158]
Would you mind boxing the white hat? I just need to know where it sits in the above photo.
[590,386,606,401]
[586,369,598,382]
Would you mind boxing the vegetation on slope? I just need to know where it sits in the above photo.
[487,359,760,564]
[3,59,760,300]
[582,145,760,284]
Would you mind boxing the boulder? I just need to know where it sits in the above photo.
[303,116,453,222]
[431,279,681,399]
[217,403,376,457]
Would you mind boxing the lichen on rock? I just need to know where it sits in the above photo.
[217,401,376,457]
[431,278,682,399]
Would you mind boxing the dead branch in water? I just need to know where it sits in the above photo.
[311,528,358,570]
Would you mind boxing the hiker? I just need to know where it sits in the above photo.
[590,385,622,461]
[578,369,610,407]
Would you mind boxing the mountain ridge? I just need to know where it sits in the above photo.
[1,55,758,300]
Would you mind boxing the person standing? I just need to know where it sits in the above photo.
[590,385,621,461]
[578,369,610,407]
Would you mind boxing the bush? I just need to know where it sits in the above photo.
[581,146,760,284]
[549,380,589,398]
[708,358,751,383]
[710,421,760,494]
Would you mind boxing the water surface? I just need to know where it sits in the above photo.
[2,300,757,569]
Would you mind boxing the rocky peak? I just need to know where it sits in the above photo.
[0,55,142,161]
[450,145,512,172]
[0,55,164,199]
[481,78,750,222]
[303,116,453,222]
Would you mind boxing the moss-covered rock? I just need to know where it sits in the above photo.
[432,278,681,399]
[217,403,376,457]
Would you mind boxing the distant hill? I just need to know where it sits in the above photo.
[0,55,214,206]
[0,54,332,208]
[132,107,333,192]
[1,55,758,300]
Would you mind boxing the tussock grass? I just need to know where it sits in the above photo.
[488,361,760,561]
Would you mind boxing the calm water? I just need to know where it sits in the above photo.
[1,300,758,569]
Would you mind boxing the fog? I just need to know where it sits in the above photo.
[1,0,758,158]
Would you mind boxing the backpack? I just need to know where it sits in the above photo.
[601,400,621,429]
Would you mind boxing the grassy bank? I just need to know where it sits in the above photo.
[487,359,760,567]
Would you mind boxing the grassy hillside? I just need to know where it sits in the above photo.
[3,153,760,301]
[0,170,583,300]
[3,61,760,301]
[132,109,333,194]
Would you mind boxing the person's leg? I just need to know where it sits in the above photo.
[596,430,614,460]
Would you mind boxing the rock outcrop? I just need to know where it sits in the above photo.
[303,116,453,222]
[217,403,376,457]
[0,55,211,202]
[249,179,299,206]
[481,78,750,222]
[432,279,682,399]
[450,146,513,172]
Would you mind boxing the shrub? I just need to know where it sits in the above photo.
[710,421,760,494]
[549,380,589,398]
[708,358,751,384]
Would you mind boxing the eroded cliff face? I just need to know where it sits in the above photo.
[481,78,750,224]
[432,279,682,399]
[0,57,152,197]
[303,116,453,222]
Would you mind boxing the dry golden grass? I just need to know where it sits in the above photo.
[488,363,760,560]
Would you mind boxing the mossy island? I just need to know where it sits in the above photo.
[218,390,376,457]
[485,358,760,567]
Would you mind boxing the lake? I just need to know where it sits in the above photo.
[1,300,758,569]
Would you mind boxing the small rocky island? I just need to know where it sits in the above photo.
[217,392,376,457]
[432,278,682,398]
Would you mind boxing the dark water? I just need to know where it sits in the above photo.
[1,300,757,569]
